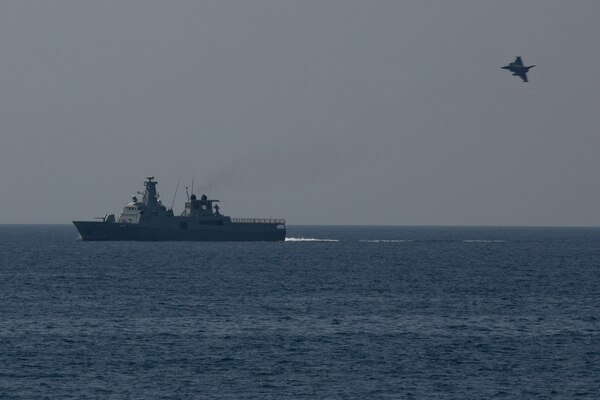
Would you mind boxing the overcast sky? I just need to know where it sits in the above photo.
[1,1,599,225]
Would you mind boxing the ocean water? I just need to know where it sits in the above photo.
[1,225,599,399]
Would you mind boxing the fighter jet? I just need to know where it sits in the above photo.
[501,56,535,82]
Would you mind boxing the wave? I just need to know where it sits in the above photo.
[462,240,505,243]
[285,237,339,242]
[285,238,504,243]
[358,239,413,243]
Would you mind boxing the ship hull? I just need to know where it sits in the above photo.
[73,221,286,242]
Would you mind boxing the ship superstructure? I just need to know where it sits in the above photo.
[73,177,286,241]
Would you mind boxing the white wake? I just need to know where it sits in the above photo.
[285,237,339,242]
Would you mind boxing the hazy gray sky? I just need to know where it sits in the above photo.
[1,1,599,225]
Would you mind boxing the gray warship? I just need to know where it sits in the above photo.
[73,177,286,241]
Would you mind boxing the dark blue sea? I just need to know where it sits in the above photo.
[1,225,599,399]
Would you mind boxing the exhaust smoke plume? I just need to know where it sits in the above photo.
[196,136,370,195]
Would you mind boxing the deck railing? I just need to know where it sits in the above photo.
[230,218,285,225]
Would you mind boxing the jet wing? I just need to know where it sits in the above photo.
[514,56,524,66]
[515,69,528,82]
